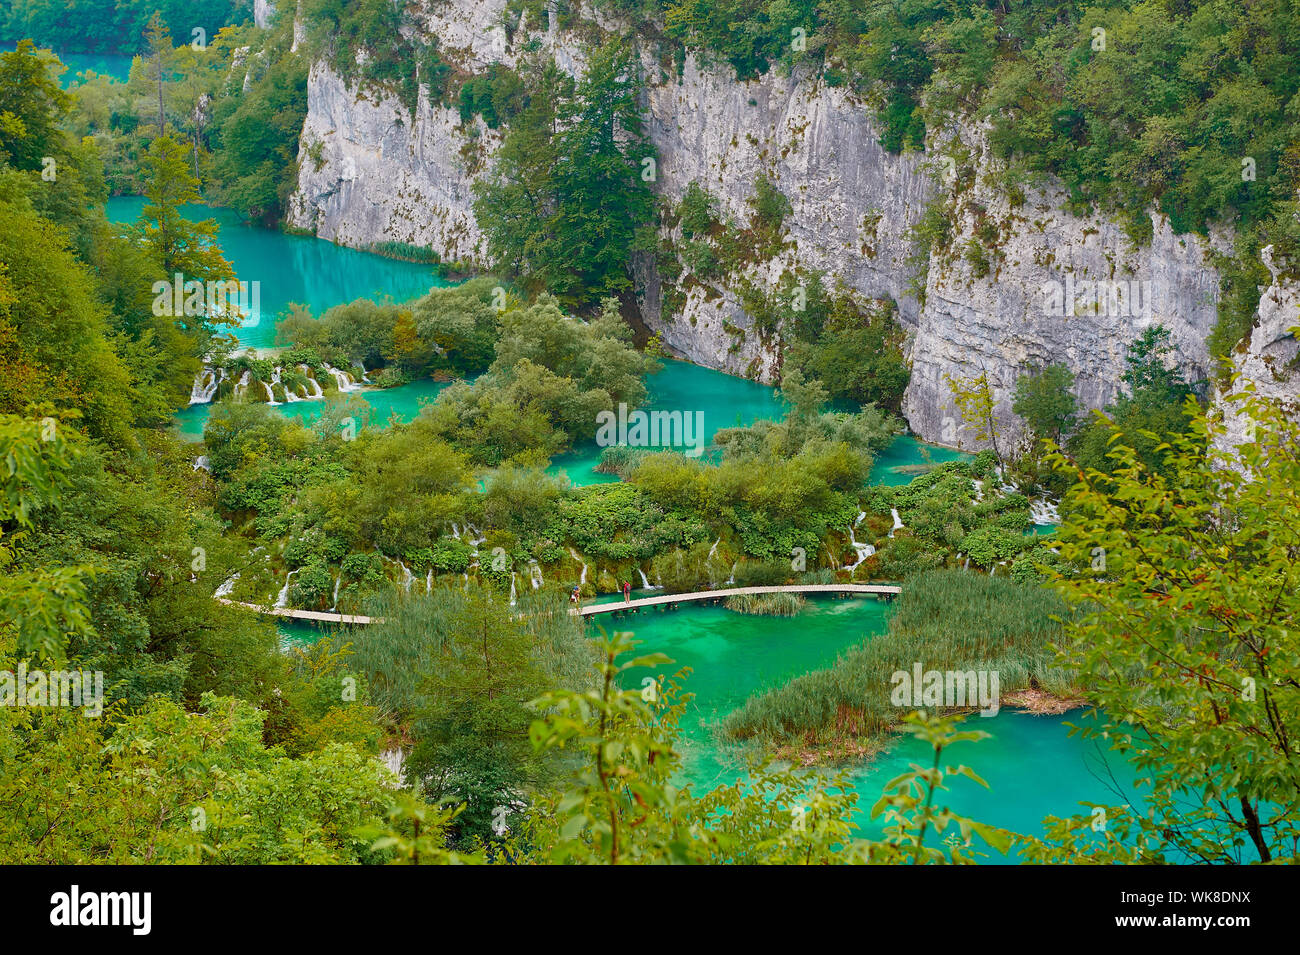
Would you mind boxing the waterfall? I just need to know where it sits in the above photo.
[189,368,220,404]
[1029,497,1060,526]
[725,563,737,585]
[426,568,433,593]
[568,547,588,585]
[707,537,720,559]
[971,479,985,502]
[396,559,414,591]
[298,364,324,398]
[233,369,251,401]
[213,573,239,599]
[509,572,517,607]
[274,570,297,609]
[637,567,661,590]
[330,574,341,611]
[262,380,278,405]
[325,363,362,392]
[845,520,875,573]
[889,508,905,537]
[529,560,543,590]
[379,748,405,784]
[192,455,211,472]
[274,366,301,403]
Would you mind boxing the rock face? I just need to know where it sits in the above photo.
[1214,248,1300,451]
[286,0,1260,444]
[254,0,276,30]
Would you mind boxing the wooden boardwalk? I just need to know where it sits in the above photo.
[218,584,900,626]
[215,598,380,625]
[576,584,900,617]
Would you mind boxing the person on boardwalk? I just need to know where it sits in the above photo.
[570,584,580,606]
[622,580,631,603]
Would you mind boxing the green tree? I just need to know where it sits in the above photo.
[405,584,550,844]
[1029,393,1300,863]
[1012,363,1078,444]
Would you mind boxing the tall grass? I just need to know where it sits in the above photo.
[721,569,1078,748]
[725,592,806,615]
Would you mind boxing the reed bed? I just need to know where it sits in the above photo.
[724,592,806,616]
[721,569,1079,749]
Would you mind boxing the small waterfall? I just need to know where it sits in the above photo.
[509,572,517,607]
[426,568,433,593]
[298,365,324,398]
[325,363,362,392]
[637,567,661,590]
[274,570,297,609]
[845,520,875,573]
[396,559,414,591]
[707,537,720,559]
[725,562,737,585]
[1029,497,1060,526]
[192,455,211,472]
[330,574,341,611]
[568,547,587,585]
[971,479,985,502]
[889,508,905,538]
[189,368,219,404]
[529,560,543,590]
[262,379,278,405]
[214,573,239,599]
[233,369,251,401]
[379,748,405,784]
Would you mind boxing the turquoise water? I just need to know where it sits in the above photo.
[0,43,134,86]
[611,596,1133,859]
[173,377,456,441]
[868,434,969,485]
[549,358,789,486]
[105,196,449,350]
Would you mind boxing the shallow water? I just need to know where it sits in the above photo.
[609,596,1134,860]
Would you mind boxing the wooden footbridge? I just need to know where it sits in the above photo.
[219,584,899,627]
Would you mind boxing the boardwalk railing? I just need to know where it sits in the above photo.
[218,583,900,626]
[576,584,900,617]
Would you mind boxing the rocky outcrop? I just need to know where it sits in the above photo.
[1213,247,1300,451]
[286,0,1236,445]
[254,0,276,30]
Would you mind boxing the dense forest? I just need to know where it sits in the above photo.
[0,0,1297,873]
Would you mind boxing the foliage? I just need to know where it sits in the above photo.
[1025,392,1300,863]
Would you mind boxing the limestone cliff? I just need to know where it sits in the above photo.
[285,0,1290,445]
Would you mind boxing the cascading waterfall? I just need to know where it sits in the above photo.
[707,537,720,559]
[637,567,661,590]
[529,560,543,590]
[1029,497,1060,525]
[262,379,278,405]
[189,368,220,404]
[426,568,433,593]
[193,455,211,472]
[274,570,297,609]
[213,574,239,599]
[298,364,324,398]
[233,369,251,401]
[568,547,587,585]
[971,479,985,502]
[325,363,362,392]
[725,562,737,586]
[509,572,517,607]
[845,514,875,573]
[889,508,905,537]
[330,574,341,611]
